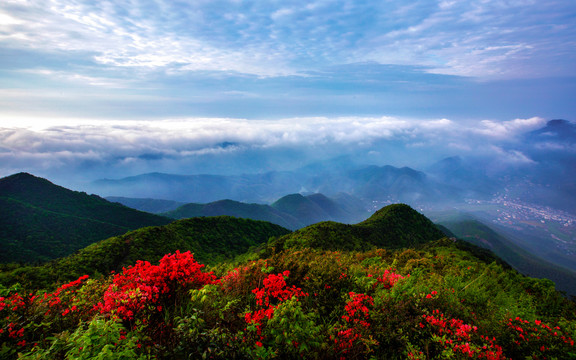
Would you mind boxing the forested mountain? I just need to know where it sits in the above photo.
[269,203,447,253]
[163,199,302,230]
[0,216,290,289]
[2,204,575,359]
[0,173,172,263]
[161,193,369,230]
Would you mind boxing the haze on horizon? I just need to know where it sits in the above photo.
[1,0,575,187]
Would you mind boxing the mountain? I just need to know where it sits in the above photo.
[271,193,335,226]
[164,199,302,230]
[106,196,185,213]
[88,164,466,206]
[347,166,431,201]
[526,119,576,143]
[0,216,290,289]
[517,119,576,213]
[269,203,447,252]
[162,193,370,230]
[0,173,172,263]
[3,203,574,359]
[433,211,576,296]
[427,156,498,199]
[91,171,304,203]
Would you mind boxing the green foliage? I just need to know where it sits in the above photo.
[268,204,447,252]
[442,218,576,296]
[0,216,290,290]
[264,297,324,356]
[22,317,150,360]
[1,203,575,359]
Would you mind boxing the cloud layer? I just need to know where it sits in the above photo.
[1,1,575,121]
[2,0,575,78]
[0,116,548,185]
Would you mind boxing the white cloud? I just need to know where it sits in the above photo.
[351,0,576,78]
[0,115,541,162]
[2,0,573,80]
[0,116,435,158]
[0,11,22,24]
[0,114,559,184]
[475,117,546,138]
[0,0,298,77]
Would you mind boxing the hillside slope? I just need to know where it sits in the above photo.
[1,204,575,359]
[270,203,447,252]
[0,216,290,289]
[0,173,172,263]
[438,216,576,296]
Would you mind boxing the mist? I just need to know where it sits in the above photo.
[0,116,552,188]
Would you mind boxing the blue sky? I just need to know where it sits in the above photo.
[0,0,575,184]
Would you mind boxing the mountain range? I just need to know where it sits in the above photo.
[2,172,576,297]
[89,120,576,217]
[2,177,575,359]
[91,163,462,206]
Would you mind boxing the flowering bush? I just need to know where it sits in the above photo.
[343,292,374,328]
[0,274,92,356]
[97,251,216,321]
[505,316,575,358]
[244,271,307,342]
[333,291,378,359]
[2,245,576,359]
[375,269,409,289]
[420,309,506,359]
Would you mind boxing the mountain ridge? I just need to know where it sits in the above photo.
[0,173,172,264]
[268,203,447,253]
[162,193,369,230]
[0,216,290,289]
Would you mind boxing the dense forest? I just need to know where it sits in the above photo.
[1,204,575,359]
[0,173,171,263]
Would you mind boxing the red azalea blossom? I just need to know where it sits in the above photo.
[245,271,307,344]
[342,292,374,328]
[97,251,216,320]
[374,269,409,289]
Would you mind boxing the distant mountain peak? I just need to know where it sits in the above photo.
[527,118,576,142]
[547,119,570,126]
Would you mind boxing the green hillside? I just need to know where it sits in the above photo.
[0,197,128,263]
[0,216,290,289]
[1,204,575,359]
[0,173,172,264]
[438,217,576,296]
[270,203,447,252]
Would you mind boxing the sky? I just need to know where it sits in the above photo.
[1,0,575,186]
